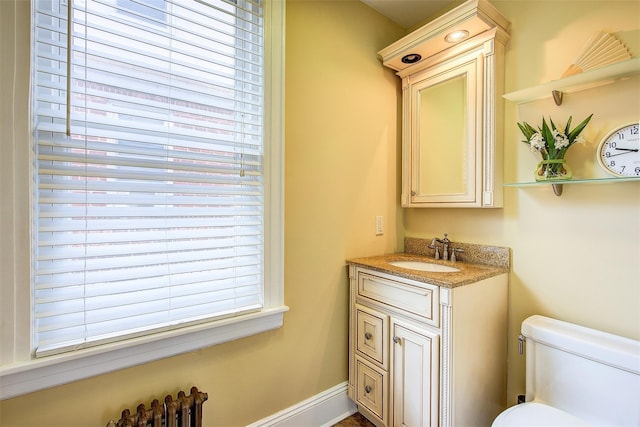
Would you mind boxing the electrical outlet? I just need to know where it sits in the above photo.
[375,216,384,236]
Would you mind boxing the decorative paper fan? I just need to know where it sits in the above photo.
[561,32,631,78]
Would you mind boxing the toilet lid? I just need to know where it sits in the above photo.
[492,402,591,426]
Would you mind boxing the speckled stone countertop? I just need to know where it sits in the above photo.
[347,237,510,289]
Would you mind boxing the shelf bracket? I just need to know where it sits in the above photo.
[552,90,563,106]
[552,183,563,196]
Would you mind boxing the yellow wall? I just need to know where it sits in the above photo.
[0,0,403,425]
[1,0,639,425]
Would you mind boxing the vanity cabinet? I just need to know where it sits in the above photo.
[347,265,508,427]
[378,0,510,208]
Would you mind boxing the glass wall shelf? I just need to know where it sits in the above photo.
[503,57,640,104]
[504,58,640,196]
[505,177,640,196]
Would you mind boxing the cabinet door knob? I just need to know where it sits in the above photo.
[393,336,401,344]
[364,385,372,394]
[364,332,373,340]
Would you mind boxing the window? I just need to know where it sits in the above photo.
[0,0,284,399]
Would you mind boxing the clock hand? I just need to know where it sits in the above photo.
[607,151,637,157]
[614,148,639,152]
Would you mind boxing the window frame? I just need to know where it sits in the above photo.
[0,0,286,400]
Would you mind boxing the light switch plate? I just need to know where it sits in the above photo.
[375,216,384,236]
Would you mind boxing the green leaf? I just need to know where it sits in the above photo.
[564,116,573,135]
[541,117,555,156]
[517,122,531,139]
[517,122,539,142]
[568,114,593,141]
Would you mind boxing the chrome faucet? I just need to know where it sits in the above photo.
[429,233,450,260]
[429,233,464,261]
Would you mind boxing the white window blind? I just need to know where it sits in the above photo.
[33,0,266,356]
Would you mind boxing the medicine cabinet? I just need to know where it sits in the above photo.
[378,0,510,208]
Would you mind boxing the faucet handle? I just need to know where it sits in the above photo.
[450,248,464,262]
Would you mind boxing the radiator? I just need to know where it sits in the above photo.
[108,386,208,427]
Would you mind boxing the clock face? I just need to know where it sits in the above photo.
[597,123,640,177]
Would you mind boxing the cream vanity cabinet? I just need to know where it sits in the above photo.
[347,265,508,427]
[378,0,510,208]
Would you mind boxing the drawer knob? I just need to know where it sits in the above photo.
[393,336,401,344]
[364,332,373,340]
[365,385,372,394]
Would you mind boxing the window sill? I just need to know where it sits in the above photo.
[0,306,288,400]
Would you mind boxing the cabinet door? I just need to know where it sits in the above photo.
[406,54,481,207]
[391,320,439,427]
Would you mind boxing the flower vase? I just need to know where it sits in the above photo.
[535,158,572,181]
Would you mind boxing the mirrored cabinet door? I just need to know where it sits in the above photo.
[408,53,481,205]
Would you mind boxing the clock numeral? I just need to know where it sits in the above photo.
[631,125,639,135]
[620,166,626,172]
[635,167,640,175]
[608,141,617,149]
[617,133,625,140]
[609,160,616,167]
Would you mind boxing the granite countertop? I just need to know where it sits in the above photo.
[347,237,511,289]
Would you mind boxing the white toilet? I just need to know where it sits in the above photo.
[492,315,640,426]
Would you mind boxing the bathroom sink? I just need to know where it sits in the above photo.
[388,261,460,273]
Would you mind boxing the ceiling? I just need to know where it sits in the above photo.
[360,0,459,29]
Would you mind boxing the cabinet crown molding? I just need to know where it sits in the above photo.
[378,0,510,73]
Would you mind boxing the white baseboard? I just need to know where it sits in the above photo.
[246,381,357,427]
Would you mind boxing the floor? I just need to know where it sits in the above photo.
[332,412,375,427]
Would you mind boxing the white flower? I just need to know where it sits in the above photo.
[553,129,570,150]
[517,114,593,162]
[529,132,546,153]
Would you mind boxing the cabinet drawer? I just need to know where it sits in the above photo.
[357,270,439,327]
[355,304,388,368]
[355,356,387,424]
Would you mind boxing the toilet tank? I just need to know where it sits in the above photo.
[522,315,640,426]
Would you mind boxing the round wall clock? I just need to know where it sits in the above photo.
[596,122,640,177]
